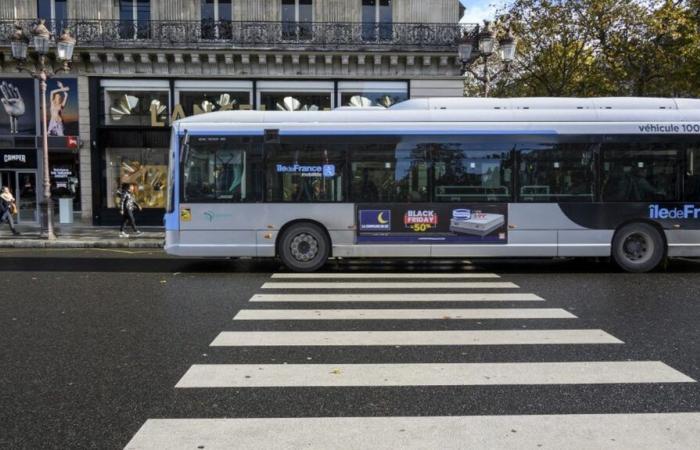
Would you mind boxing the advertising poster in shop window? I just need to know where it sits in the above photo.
[357,203,509,244]
[44,78,79,137]
[0,78,36,136]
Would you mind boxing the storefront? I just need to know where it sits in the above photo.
[0,76,81,224]
[0,147,39,224]
[90,77,410,226]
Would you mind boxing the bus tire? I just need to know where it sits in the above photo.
[612,222,665,273]
[278,222,330,272]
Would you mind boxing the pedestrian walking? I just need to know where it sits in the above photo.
[119,183,143,238]
[0,186,20,236]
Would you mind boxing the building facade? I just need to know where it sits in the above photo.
[0,0,469,225]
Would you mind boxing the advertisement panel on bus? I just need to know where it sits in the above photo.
[356,204,508,244]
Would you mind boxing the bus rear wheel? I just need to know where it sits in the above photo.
[612,222,665,273]
[278,222,330,272]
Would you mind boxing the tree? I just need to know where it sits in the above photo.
[488,0,700,97]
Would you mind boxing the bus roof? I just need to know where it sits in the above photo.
[175,97,700,134]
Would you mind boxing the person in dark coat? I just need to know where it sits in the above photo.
[119,183,143,237]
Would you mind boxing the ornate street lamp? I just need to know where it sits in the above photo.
[458,21,517,97]
[8,20,77,240]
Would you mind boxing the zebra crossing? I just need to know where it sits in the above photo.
[126,268,698,449]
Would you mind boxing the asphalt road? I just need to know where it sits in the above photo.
[1,249,699,449]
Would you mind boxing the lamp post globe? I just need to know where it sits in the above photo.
[10,24,29,61]
[56,30,76,62]
[31,19,51,55]
[478,21,495,56]
[499,30,517,64]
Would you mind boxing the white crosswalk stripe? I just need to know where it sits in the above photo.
[262,281,519,289]
[126,413,700,449]
[210,329,620,346]
[127,270,698,448]
[176,361,694,388]
[250,293,545,302]
[271,272,501,279]
[233,308,576,320]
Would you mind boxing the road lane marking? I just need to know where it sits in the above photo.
[125,413,700,449]
[175,361,694,388]
[233,308,576,320]
[210,329,622,346]
[250,293,545,302]
[261,282,519,289]
[271,273,500,279]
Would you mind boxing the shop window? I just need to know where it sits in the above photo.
[201,0,232,40]
[177,91,251,115]
[517,143,595,202]
[602,144,681,202]
[105,147,168,209]
[259,92,331,111]
[282,0,313,40]
[265,140,345,202]
[350,138,429,203]
[184,136,262,203]
[102,88,169,126]
[434,143,513,202]
[686,147,700,201]
[362,0,392,41]
[37,0,67,33]
[119,0,151,39]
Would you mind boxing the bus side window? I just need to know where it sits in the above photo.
[686,147,700,201]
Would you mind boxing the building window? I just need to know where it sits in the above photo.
[282,0,313,41]
[350,138,429,203]
[517,143,595,202]
[119,0,151,39]
[362,0,392,41]
[101,80,170,126]
[37,0,67,33]
[265,140,345,202]
[433,142,513,202]
[257,81,333,111]
[338,81,408,108]
[105,147,168,209]
[174,81,253,115]
[201,0,232,40]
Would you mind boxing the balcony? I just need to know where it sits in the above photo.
[0,20,475,52]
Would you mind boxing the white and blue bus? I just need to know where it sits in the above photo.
[164,97,700,272]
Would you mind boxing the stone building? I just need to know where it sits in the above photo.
[0,0,468,225]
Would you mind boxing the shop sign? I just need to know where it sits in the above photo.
[0,78,36,136]
[357,203,508,244]
[0,149,37,169]
[150,101,253,127]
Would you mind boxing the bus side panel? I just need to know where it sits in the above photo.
[558,230,613,257]
[666,230,700,257]
[176,203,356,257]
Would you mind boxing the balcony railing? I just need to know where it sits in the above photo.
[0,20,476,51]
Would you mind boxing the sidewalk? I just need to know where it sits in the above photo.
[0,223,164,249]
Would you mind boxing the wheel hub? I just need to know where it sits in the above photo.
[290,233,319,262]
[622,233,649,261]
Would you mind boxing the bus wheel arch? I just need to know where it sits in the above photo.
[611,220,667,273]
[276,220,332,272]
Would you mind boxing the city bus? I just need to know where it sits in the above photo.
[164,97,700,272]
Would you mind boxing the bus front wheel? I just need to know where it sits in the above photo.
[278,222,330,272]
[612,222,665,273]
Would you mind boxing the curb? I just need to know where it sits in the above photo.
[0,239,164,249]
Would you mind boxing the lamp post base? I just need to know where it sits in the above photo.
[39,199,56,240]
